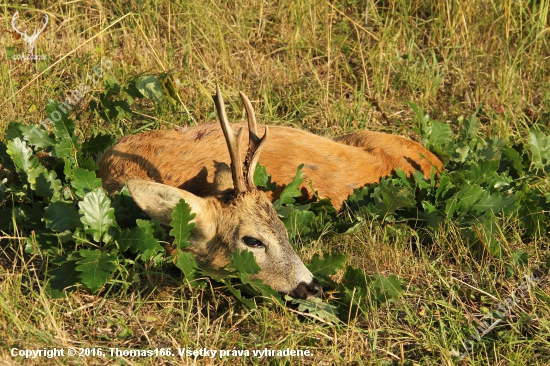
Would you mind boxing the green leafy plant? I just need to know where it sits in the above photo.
[249,105,550,318]
[0,109,403,323]
[2,93,548,323]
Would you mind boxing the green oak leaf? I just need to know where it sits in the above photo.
[78,188,115,243]
[6,138,39,174]
[169,199,196,250]
[283,208,315,239]
[253,163,276,191]
[116,219,163,260]
[136,75,164,103]
[222,278,257,309]
[70,168,103,198]
[47,259,80,298]
[307,253,347,279]
[34,168,62,199]
[372,274,403,303]
[227,248,260,275]
[5,122,25,141]
[374,180,416,216]
[82,133,116,155]
[46,99,76,139]
[20,124,56,149]
[73,249,118,293]
[44,202,81,232]
[288,296,341,323]
[276,163,304,206]
[51,136,78,159]
[528,129,550,170]
[176,251,199,281]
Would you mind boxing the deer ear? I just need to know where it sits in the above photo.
[212,162,235,195]
[126,179,209,226]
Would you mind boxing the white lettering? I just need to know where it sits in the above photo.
[50,110,62,122]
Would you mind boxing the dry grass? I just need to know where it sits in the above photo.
[1,0,549,364]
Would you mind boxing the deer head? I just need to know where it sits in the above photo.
[11,11,49,58]
[127,85,321,299]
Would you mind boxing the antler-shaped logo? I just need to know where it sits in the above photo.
[11,11,49,59]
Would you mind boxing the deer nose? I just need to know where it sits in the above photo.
[288,277,323,299]
[306,277,322,298]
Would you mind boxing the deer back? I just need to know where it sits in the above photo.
[98,123,442,210]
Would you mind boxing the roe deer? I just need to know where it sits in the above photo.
[97,86,443,298]
[114,86,322,299]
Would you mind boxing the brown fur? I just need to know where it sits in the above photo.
[98,123,442,210]
[125,177,319,299]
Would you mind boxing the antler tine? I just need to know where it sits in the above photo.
[11,12,26,37]
[34,14,49,36]
[239,91,269,190]
[239,91,258,135]
[213,85,247,194]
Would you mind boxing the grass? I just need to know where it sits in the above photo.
[1,0,549,364]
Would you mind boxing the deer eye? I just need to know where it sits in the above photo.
[242,236,264,248]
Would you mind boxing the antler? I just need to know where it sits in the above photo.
[213,85,247,193]
[35,13,49,37]
[11,12,26,38]
[240,91,268,190]
[11,11,49,38]
[212,85,268,194]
